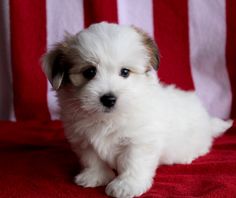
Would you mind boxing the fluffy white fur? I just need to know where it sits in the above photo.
[42,22,232,198]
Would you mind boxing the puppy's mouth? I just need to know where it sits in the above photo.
[103,107,115,113]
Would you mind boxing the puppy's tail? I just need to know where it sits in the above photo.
[211,117,233,138]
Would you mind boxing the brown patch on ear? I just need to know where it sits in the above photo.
[69,73,85,87]
[42,40,75,90]
[132,26,160,70]
[51,47,72,88]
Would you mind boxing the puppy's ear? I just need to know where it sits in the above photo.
[132,26,160,70]
[42,45,72,90]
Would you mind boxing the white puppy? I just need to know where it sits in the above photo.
[42,22,232,198]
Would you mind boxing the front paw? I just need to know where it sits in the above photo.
[105,177,151,198]
[75,167,115,188]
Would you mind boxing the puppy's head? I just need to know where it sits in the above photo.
[42,22,160,115]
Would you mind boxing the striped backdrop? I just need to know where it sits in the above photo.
[0,0,235,121]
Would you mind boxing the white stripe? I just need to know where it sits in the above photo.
[46,0,84,120]
[189,0,232,119]
[0,0,16,121]
[117,0,154,37]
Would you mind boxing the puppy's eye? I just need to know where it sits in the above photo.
[82,66,97,80]
[120,68,130,78]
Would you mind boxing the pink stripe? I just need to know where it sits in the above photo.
[189,0,232,119]
[0,0,15,120]
[117,0,154,37]
[46,0,84,120]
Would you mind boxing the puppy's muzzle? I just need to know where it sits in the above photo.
[100,93,117,108]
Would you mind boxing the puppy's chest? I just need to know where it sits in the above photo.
[90,134,131,169]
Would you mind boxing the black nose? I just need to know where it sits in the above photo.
[100,94,117,108]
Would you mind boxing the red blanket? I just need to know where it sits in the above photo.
[0,121,235,197]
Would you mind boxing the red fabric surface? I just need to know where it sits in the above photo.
[0,121,235,198]
[226,0,236,117]
[153,0,194,91]
[10,0,50,121]
[84,0,118,28]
